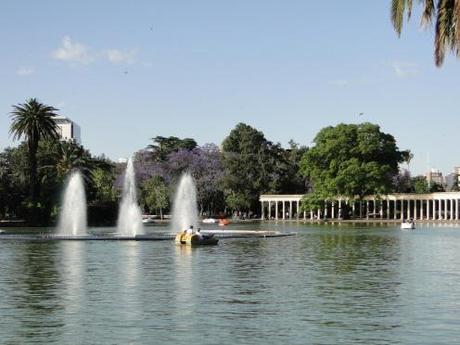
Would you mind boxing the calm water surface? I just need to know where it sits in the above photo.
[1,222,460,344]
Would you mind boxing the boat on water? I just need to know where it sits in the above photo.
[175,232,219,246]
[202,218,216,224]
[142,217,155,225]
[401,220,415,229]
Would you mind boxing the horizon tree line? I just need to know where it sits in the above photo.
[3,97,450,224]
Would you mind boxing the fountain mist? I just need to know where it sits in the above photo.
[117,157,144,236]
[58,171,87,236]
[172,173,198,232]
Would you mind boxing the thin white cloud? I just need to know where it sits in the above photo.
[105,49,136,65]
[16,67,35,76]
[392,61,419,78]
[52,36,139,66]
[51,36,94,65]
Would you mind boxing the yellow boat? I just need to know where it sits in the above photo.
[175,232,219,246]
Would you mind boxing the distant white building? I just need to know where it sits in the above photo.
[55,117,81,144]
[427,168,443,186]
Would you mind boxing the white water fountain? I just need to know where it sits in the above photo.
[58,171,87,236]
[171,172,198,232]
[117,157,144,236]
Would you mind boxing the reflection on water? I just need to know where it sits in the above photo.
[59,241,84,342]
[1,242,64,344]
[1,224,460,344]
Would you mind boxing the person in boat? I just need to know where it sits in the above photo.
[196,227,213,240]
[184,225,194,234]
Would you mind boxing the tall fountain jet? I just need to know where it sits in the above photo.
[172,172,198,232]
[58,171,88,236]
[117,157,144,236]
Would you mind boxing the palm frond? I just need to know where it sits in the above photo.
[455,0,460,56]
[392,0,410,36]
[421,0,436,27]
[434,0,456,66]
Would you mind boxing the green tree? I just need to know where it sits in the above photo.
[141,176,169,219]
[9,98,59,202]
[391,0,460,66]
[221,123,280,212]
[300,123,409,211]
[0,147,28,218]
[91,168,117,203]
[148,136,197,161]
[429,181,445,192]
[412,175,430,193]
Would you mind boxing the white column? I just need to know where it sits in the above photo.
[317,208,321,219]
[268,201,271,219]
[296,200,300,220]
[331,201,335,219]
[310,210,313,219]
[455,199,458,220]
[401,200,405,220]
[366,200,369,219]
[420,200,424,220]
[261,201,264,219]
[444,199,448,220]
[386,199,390,219]
[380,200,384,219]
[338,199,342,219]
[275,201,278,220]
[438,199,442,220]
[289,201,292,219]
[282,201,286,220]
[414,200,418,220]
[433,199,436,220]
[427,200,431,220]
[394,200,397,220]
[352,201,356,218]
[406,200,411,219]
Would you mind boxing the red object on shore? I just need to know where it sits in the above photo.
[218,218,230,226]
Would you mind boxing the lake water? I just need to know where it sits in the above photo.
[1,222,460,345]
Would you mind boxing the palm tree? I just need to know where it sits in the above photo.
[9,98,60,202]
[391,0,460,66]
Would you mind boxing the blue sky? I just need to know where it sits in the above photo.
[1,1,459,175]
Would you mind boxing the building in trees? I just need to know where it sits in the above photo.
[55,117,81,144]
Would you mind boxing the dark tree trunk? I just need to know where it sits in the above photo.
[28,141,38,204]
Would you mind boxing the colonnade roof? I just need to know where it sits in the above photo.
[260,192,460,202]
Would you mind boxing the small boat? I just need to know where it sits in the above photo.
[401,221,415,229]
[175,232,219,246]
[218,219,230,226]
[202,218,216,224]
[142,217,155,225]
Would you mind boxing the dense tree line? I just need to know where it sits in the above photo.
[3,99,420,224]
[1,99,116,225]
[133,123,307,218]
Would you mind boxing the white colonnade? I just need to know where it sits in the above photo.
[260,192,460,221]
